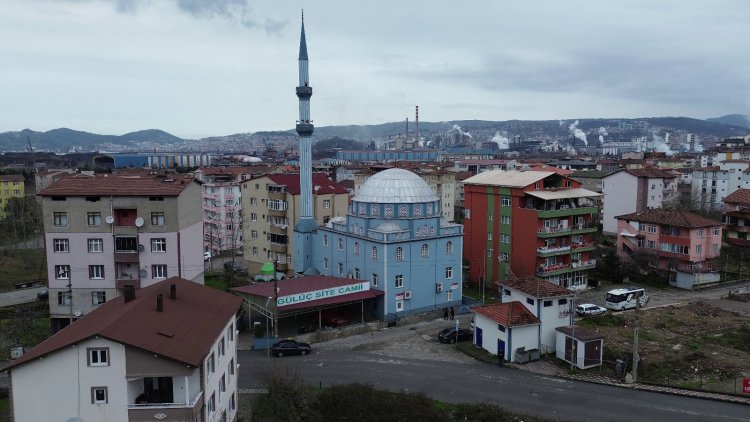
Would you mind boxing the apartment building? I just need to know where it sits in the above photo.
[241,173,348,275]
[0,174,25,219]
[616,209,722,289]
[39,173,204,333]
[195,167,267,257]
[722,189,750,247]
[691,160,750,211]
[601,167,678,234]
[463,170,600,291]
[2,278,242,422]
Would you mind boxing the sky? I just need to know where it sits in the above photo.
[1,0,749,139]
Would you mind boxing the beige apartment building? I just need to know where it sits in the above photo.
[241,173,348,275]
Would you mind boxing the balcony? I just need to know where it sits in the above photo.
[537,245,571,257]
[116,279,141,290]
[537,259,596,276]
[537,206,598,219]
[268,208,287,217]
[537,223,596,238]
[570,242,596,253]
[128,391,202,421]
[269,224,287,235]
[270,242,288,253]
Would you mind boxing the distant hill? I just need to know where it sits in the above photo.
[0,128,186,152]
[706,114,750,129]
[312,137,365,158]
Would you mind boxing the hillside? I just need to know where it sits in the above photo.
[0,128,186,152]
[706,114,750,129]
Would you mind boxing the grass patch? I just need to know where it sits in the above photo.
[455,341,498,364]
[0,304,51,352]
[700,327,750,350]
[0,248,46,292]
[0,397,9,422]
[576,312,625,328]
[461,284,500,304]
[205,277,227,291]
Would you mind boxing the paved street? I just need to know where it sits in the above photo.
[0,287,45,307]
[237,315,749,422]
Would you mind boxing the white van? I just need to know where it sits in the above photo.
[604,286,648,311]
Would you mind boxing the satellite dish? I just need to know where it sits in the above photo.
[135,217,144,228]
[139,269,148,278]
[105,215,114,224]
[73,310,82,317]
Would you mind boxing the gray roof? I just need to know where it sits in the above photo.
[526,188,601,200]
[464,170,554,188]
[354,168,439,204]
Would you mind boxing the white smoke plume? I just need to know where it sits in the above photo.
[490,132,509,150]
[651,132,674,156]
[598,127,608,136]
[558,120,565,127]
[568,120,588,146]
[452,124,473,138]
[599,135,604,144]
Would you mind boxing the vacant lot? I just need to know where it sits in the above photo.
[0,248,46,292]
[578,297,750,392]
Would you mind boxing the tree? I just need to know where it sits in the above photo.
[0,196,42,248]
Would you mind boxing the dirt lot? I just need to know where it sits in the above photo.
[577,295,750,391]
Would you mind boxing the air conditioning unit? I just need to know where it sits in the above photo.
[435,283,443,293]
[404,290,412,300]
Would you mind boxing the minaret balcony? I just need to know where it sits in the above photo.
[296,86,313,99]
[296,123,314,136]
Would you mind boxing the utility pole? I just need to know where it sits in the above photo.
[272,273,279,338]
[570,291,576,371]
[632,290,641,383]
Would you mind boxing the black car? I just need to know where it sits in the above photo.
[437,328,473,344]
[272,340,312,357]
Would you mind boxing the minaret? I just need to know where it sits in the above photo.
[294,11,316,274]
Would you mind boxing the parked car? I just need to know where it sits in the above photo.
[204,251,212,261]
[272,340,312,357]
[36,289,49,301]
[576,303,607,317]
[437,328,473,344]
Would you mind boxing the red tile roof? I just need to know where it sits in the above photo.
[232,275,382,311]
[199,166,268,175]
[723,189,750,206]
[38,173,198,197]
[498,276,573,298]
[0,174,24,182]
[262,173,348,195]
[3,278,242,370]
[615,209,721,228]
[472,302,540,327]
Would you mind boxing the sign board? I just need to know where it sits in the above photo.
[277,282,370,307]
[743,378,750,394]
[395,292,405,300]
[451,282,459,290]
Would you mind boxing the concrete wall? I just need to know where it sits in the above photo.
[502,289,572,353]
[602,172,639,234]
[473,313,539,362]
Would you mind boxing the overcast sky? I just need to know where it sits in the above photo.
[1,0,749,138]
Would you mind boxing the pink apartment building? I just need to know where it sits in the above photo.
[39,173,205,333]
[615,209,722,290]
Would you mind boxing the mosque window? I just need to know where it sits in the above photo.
[338,238,344,250]
[430,227,435,236]
[395,247,404,261]
[323,234,328,246]
[446,241,453,255]
[372,246,378,260]
[414,205,422,217]
[354,242,360,255]
[358,204,366,216]
[421,244,429,257]
[399,205,408,217]
[385,205,393,218]
[370,204,379,216]
[323,258,329,269]
[426,203,432,215]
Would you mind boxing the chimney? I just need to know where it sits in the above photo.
[170,283,177,300]
[156,293,164,312]
[123,284,135,303]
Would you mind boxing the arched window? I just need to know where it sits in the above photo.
[446,241,453,255]
[371,246,378,260]
[395,247,404,261]
[323,234,328,246]
[354,242,360,255]
[421,244,429,257]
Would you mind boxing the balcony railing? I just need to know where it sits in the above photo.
[537,223,596,237]
[537,245,571,256]
[537,259,596,275]
[128,391,202,421]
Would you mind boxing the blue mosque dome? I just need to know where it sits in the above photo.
[353,168,438,204]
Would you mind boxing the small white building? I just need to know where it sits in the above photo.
[499,276,575,354]
[555,326,604,369]
[2,277,243,422]
[471,302,540,363]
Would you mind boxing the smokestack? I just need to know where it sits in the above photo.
[123,284,135,303]
[415,106,419,148]
[156,293,164,312]
[170,283,176,300]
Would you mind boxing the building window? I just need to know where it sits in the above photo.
[229,358,235,376]
[647,240,656,249]
[712,243,719,253]
[89,265,105,279]
[370,204,379,216]
[228,323,234,342]
[151,212,165,226]
[251,230,258,239]
[488,213,493,221]
[500,234,510,243]
[385,205,393,218]
[151,238,166,252]
[58,291,71,305]
[465,209,471,219]
[500,252,509,262]
[414,205,422,217]
[713,227,720,236]
[354,268,360,279]
[544,300,552,307]
[445,266,453,279]
[446,291,453,301]
[152,264,168,279]
[695,245,702,254]
[338,262,344,275]
[226,224,233,231]
[337,238,344,250]
[53,212,68,226]
[354,242,360,255]
[88,238,103,253]
[323,258,329,269]
[91,387,108,404]
[399,205,408,217]
[207,352,215,374]
[501,215,510,225]
[251,213,257,221]
[207,392,216,413]
[219,374,226,394]
[697,228,704,236]
[92,291,106,305]
[648,225,656,234]
[88,348,109,367]
[487,232,492,240]
[421,244,429,257]
[53,238,69,253]
[323,199,331,209]
[395,247,404,261]
[323,234,328,246]
[501,196,511,206]
[371,246,378,260]
[250,198,257,206]
[87,212,102,226]
[558,298,567,305]
[230,393,236,410]
[487,248,493,257]
[395,274,403,288]
[323,216,330,224]
[396,300,404,311]
[526,298,535,305]
[219,337,225,357]
[55,265,70,280]
[372,273,378,287]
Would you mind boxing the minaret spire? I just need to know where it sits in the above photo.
[294,11,316,274]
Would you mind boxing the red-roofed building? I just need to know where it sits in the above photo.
[616,209,723,289]
[601,167,678,234]
[240,172,349,275]
[723,189,750,247]
[39,173,205,333]
[471,302,541,362]
[2,277,242,422]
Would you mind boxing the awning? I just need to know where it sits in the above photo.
[525,188,601,200]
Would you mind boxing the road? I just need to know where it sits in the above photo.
[0,287,46,307]
[236,311,749,422]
